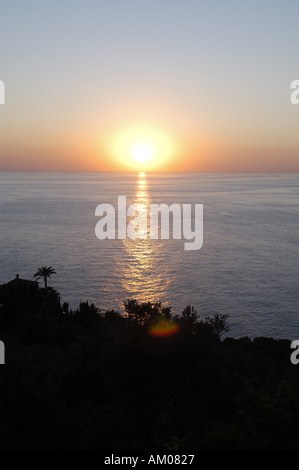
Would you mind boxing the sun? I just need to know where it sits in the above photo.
[109,126,175,170]
[132,143,153,163]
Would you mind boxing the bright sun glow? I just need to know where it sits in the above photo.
[132,144,153,163]
[109,126,175,170]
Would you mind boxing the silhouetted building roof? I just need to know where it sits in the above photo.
[1,274,39,292]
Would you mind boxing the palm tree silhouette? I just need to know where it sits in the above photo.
[34,266,57,290]
[34,266,57,312]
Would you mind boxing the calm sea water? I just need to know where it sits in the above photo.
[0,171,298,339]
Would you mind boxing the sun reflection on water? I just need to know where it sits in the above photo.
[118,172,172,307]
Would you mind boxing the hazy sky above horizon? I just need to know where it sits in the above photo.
[0,0,298,172]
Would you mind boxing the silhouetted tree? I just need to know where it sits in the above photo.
[204,312,230,337]
[34,266,57,313]
[73,301,100,326]
[34,266,56,290]
[104,309,122,325]
[62,302,69,315]
[124,299,172,325]
[181,305,199,325]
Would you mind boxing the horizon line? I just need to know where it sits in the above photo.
[0,169,299,175]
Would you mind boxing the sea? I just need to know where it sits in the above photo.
[0,171,298,340]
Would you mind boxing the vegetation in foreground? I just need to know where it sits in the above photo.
[0,271,298,450]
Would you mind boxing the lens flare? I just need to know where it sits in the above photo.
[149,318,180,337]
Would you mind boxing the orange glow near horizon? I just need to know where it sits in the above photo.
[2,114,299,173]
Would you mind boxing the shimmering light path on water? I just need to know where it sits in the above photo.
[0,171,298,339]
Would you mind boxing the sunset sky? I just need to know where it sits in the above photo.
[0,0,298,172]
